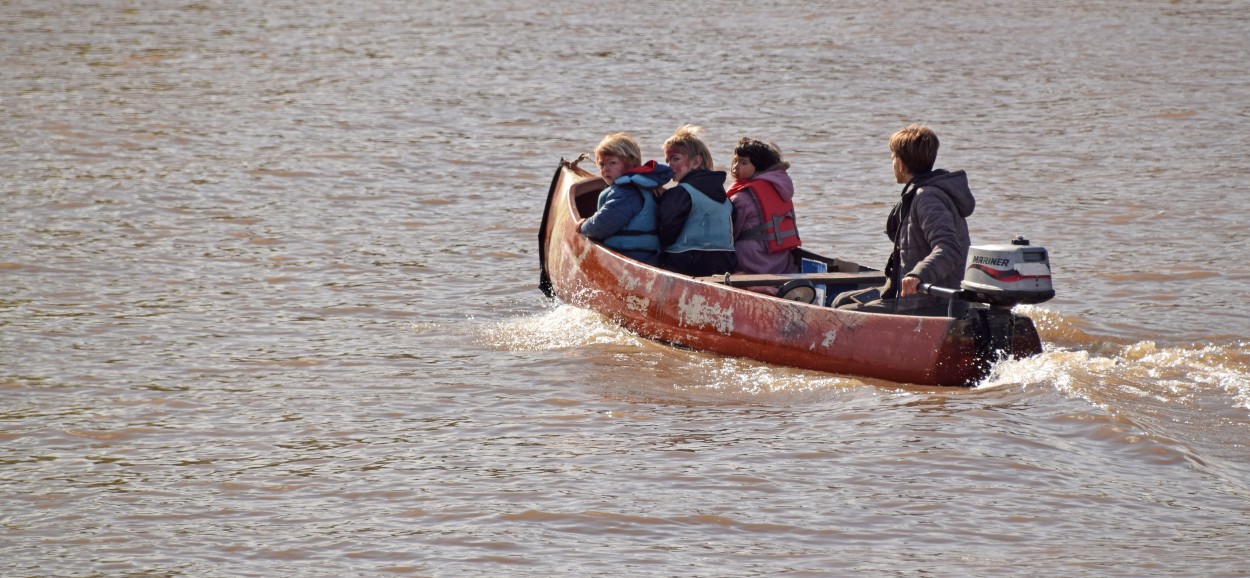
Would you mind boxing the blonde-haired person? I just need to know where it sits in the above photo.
[579,132,674,266]
[727,137,802,294]
[656,124,737,276]
[831,124,975,315]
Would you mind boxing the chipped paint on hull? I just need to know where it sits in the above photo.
[625,295,650,312]
[571,234,593,268]
[911,316,928,334]
[676,289,734,335]
[619,269,645,292]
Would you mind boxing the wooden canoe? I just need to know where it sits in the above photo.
[537,157,1043,386]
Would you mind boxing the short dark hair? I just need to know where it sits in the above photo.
[733,138,782,171]
[889,124,939,174]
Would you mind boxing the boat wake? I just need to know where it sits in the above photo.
[985,336,1250,409]
[993,305,1250,410]
[981,305,1250,486]
[480,302,1250,417]
[478,302,873,403]
[480,301,649,352]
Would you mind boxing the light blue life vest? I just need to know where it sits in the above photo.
[665,182,735,254]
[600,175,660,254]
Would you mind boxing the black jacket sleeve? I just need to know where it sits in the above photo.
[656,187,692,248]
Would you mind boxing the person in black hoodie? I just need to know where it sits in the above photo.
[832,124,976,315]
[656,125,738,277]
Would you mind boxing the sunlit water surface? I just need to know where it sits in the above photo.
[3,1,1249,576]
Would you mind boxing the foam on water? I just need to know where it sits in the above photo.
[478,302,645,351]
[477,302,881,402]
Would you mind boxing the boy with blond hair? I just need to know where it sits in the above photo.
[579,133,673,265]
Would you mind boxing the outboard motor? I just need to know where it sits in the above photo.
[960,236,1054,306]
[919,236,1054,380]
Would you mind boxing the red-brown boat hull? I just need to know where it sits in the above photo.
[538,159,1039,386]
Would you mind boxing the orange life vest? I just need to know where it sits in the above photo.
[728,178,801,253]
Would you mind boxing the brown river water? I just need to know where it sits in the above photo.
[3,1,1249,576]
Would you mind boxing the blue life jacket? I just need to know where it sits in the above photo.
[600,175,660,254]
[665,182,735,254]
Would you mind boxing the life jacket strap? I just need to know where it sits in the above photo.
[739,211,797,242]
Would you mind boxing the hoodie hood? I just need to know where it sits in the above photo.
[679,169,730,203]
[752,164,795,202]
[915,169,975,218]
